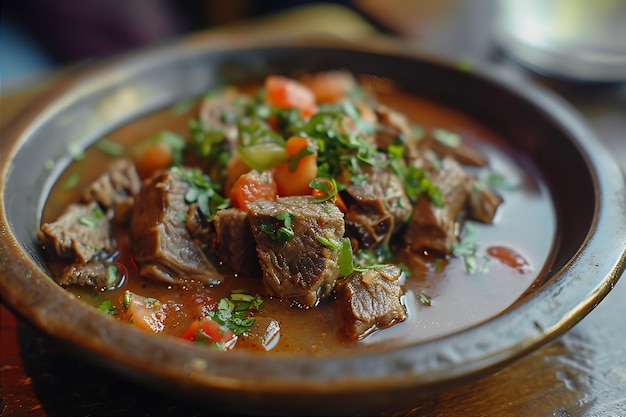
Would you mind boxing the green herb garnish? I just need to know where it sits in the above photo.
[208,290,263,335]
[97,299,119,315]
[61,172,80,190]
[96,138,124,157]
[77,207,105,227]
[418,293,432,306]
[261,211,295,243]
[174,166,230,220]
[433,128,462,148]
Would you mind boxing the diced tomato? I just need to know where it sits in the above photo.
[179,317,237,349]
[133,140,173,179]
[230,170,277,211]
[265,75,317,117]
[273,136,318,196]
[486,246,531,273]
[179,320,201,341]
[304,70,357,103]
[122,291,167,333]
[224,153,251,198]
[312,180,348,212]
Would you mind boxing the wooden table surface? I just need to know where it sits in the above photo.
[1,3,625,416]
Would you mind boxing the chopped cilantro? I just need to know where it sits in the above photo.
[96,138,124,157]
[77,207,104,227]
[260,211,295,243]
[483,171,517,192]
[61,172,80,190]
[97,299,119,315]
[174,166,230,220]
[433,128,462,148]
[451,223,480,273]
[208,290,263,335]
[122,290,131,309]
[106,264,118,288]
[310,177,345,204]
[418,293,432,306]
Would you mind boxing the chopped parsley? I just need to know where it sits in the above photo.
[261,211,295,243]
[388,148,443,206]
[106,264,118,288]
[208,290,263,335]
[433,128,462,148]
[451,223,489,274]
[61,172,81,190]
[77,207,105,227]
[317,236,389,277]
[97,299,119,315]
[95,138,124,157]
[417,293,432,306]
[310,177,344,203]
[174,166,230,220]
[483,171,517,192]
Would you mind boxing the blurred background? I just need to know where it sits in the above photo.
[3,0,624,93]
[1,0,497,91]
[1,1,362,89]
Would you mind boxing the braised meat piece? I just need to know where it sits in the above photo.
[404,157,471,255]
[334,264,406,341]
[373,103,413,151]
[80,159,142,224]
[213,207,260,275]
[56,260,122,290]
[185,202,217,254]
[198,90,239,148]
[422,129,487,167]
[39,201,115,264]
[466,180,503,223]
[343,165,412,250]
[247,196,344,308]
[130,168,223,285]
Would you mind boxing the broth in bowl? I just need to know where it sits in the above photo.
[38,71,554,354]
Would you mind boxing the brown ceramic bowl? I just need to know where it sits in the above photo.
[1,38,625,416]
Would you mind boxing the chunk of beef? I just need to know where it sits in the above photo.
[343,165,411,251]
[422,129,487,167]
[404,157,471,255]
[198,90,239,148]
[373,103,413,151]
[185,202,217,254]
[130,169,223,285]
[56,260,122,290]
[247,196,344,308]
[38,201,115,264]
[466,180,503,223]
[80,159,142,224]
[213,208,260,275]
[334,264,406,341]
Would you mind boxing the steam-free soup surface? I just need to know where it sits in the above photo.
[41,74,555,354]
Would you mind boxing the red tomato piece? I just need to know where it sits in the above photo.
[273,136,318,196]
[486,245,531,273]
[133,140,173,179]
[304,70,357,103]
[265,75,317,117]
[179,317,237,349]
[230,170,277,211]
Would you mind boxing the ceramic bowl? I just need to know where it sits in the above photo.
[1,38,625,416]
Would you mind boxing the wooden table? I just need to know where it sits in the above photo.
[2,3,625,416]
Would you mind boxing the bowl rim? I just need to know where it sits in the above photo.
[1,37,625,411]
